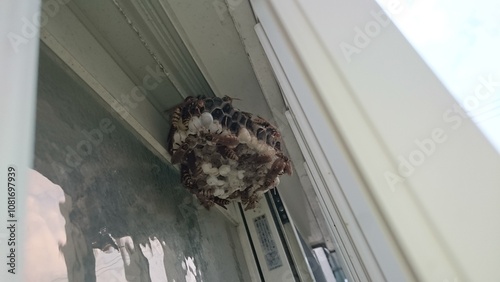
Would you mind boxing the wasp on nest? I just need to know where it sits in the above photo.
[167,96,292,210]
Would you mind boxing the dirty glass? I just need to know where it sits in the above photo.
[31,44,251,282]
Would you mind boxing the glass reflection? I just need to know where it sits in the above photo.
[25,169,68,282]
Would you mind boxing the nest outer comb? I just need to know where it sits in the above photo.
[167,96,292,210]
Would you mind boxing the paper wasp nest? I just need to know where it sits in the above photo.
[167,96,292,210]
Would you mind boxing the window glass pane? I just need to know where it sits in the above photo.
[377,0,500,153]
[34,43,250,282]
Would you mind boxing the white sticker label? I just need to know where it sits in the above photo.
[254,215,282,270]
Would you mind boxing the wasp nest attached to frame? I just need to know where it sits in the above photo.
[167,96,292,210]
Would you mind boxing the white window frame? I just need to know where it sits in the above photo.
[1,1,41,281]
[251,0,500,281]
[253,19,397,281]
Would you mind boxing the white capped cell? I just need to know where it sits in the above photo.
[213,188,225,197]
[207,176,218,186]
[173,131,181,144]
[228,177,240,188]
[209,167,219,176]
[201,162,212,174]
[238,128,252,144]
[179,130,187,142]
[200,112,213,128]
[188,116,201,133]
[218,165,231,176]
[237,170,245,180]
